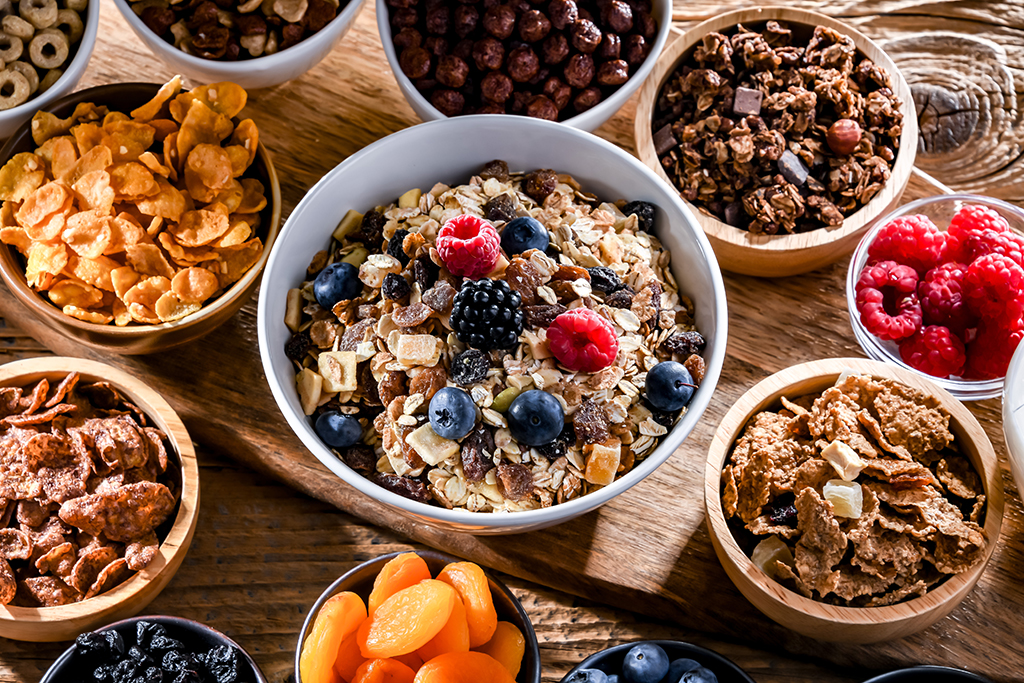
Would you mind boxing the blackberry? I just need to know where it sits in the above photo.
[587,266,622,293]
[450,279,524,350]
[451,349,490,385]
[387,229,410,265]
[622,200,656,233]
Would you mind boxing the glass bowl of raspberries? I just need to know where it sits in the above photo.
[847,195,1024,400]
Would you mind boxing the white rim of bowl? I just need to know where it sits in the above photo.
[1004,340,1024,470]
[375,0,673,128]
[257,114,728,528]
[112,0,366,74]
[846,193,1024,401]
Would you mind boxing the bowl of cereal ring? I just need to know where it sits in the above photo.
[705,357,1003,642]
[0,356,200,642]
[258,114,728,534]
[377,0,671,130]
[0,0,99,139]
[635,7,918,277]
[0,78,281,355]
[113,0,367,89]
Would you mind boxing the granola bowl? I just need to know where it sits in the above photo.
[0,356,200,642]
[635,6,918,277]
[258,114,727,534]
[705,357,1003,643]
[295,550,541,683]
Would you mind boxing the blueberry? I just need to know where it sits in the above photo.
[607,676,621,683]
[315,411,363,448]
[566,669,608,683]
[644,361,696,412]
[501,216,549,255]
[663,658,701,683]
[313,262,362,310]
[506,390,564,446]
[680,668,718,683]
[622,643,670,683]
[429,387,477,440]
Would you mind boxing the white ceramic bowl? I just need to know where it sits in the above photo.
[1004,340,1024,495]
[0,0,99,139]
[376,0,671,131]
[113,0,367,89]
[257,115,728,534]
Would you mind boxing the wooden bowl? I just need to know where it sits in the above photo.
[0,357,200,642]
[635,7,918,277]
[704,358,1003,643]
[0,82,282,355]
[295,550,542,683]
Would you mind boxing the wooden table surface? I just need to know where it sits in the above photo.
[2,0,1024,681]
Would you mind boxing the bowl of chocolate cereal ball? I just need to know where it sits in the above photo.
[705,357,1003,643]
[377,0,671,129]
[258,114,728,534]
[635,7,918,277]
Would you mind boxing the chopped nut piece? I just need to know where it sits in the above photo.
[296,368,323,416]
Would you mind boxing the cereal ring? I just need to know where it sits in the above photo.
[38,66,60,92]
[0,0,12,17]
[64,0,87,12]
[1,15,33,39]
[53,9,82,43]
[0,32,21,62]
[7,60,38,92]
[20,0,58,29]
[29,31,67,68]
[0,69,31,110]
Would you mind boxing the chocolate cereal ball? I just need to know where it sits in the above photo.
[563,52,594,88]
[453,4,479,36]
[525,94,558,120]
[399,46,432,78]
[573,86,601,111]
[481,70,514,102]
[507,45,540,82]
[597,32,620,59]
[437,54,470,87]
[596,58,628,85]
[483,4,516,39]
[542,75,571,109]
[431,88,466,115]
[518,9,550,42]
[600,0,631,34]
[570,17,602,53]
[548,0,577,29]
[541,33,569,64]
[473,36,505,69]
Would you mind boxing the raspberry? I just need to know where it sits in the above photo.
[898,325,966,379]
[547,308,619,373]
[963,253,1024,324]
[436,214,501,279]
[855,261,922,341]
[867,214,945,274]
[917,262,976,334]
[964,317,1024,379]
[943,204,1012,263]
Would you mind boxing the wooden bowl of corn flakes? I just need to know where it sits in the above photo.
[704,357,1003,643]
[0,356,200,642]
[0,79,281,355]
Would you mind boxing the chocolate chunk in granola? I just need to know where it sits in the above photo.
[524,169,558,202]
[604,287,634,308]
[732,86,763,116]
[422,281,457,313]
[284,330,313,362]
[523,304,566,328]
[664,330,705,357]
[383,272,412,301]
[587,266,622,293]
[452,350,491,386]
[461,424,496,482]
[413,255,439,290]
[352,209,386,248]
[497,462,534,501]
[653,124,678,156]
[370,473,432,503]
[388,229,412,266]
[777,150,809,186]
[480,159,510,182]
[485,194,518,223]
[573,399,610,445]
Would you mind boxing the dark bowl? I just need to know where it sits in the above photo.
[295,549,541,683]
[561,640,755,683]
[863,666,993,683]
[39,615,269,683]
[0,82,282,355]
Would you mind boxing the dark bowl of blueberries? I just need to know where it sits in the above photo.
[40,616,269,683]
[562,641,754,683]
[863,666,993,683]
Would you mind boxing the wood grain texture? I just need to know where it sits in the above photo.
[0,0,1022,680]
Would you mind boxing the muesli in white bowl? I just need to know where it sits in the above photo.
[282,160,708,513]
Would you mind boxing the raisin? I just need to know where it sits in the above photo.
[505,257,541,306]
[461,424,496,482]
[340,444,376,475]
[484,193,518,223]
[393,302,433,327]
[480,159,510,181]
[497,462,534,500]
[523,304,566,328]
[93,664,115,683]
[171,671,202,683]
[409,366,447,401]
[359,364,382,406]
[683,353,706,385]
[148,635,183,655]
[339,318,374,351]
[378,371,408,407]
[663,330,705,357]
[112,660,139,683]
[162,651,202,673]
[387,229,411,265]
[451,349,490,385]
[422,281,456,312]
[524,168,558,202]
[604,286,634,308]
[382,272,411,301]
[204,646,240,683]
[138,667,164,683]
[891,473,932,490]
[622,200,656,233]
[587,266,622,293]
[768,503,798,526]
[371,473,432,503]
[535,422,574,458]
[352,209,386,248]
[414,255,439,289]
[551,264,590,281]
[76,631,126,662]
[128,647,152,665]
[573,399,609,444]
[399,425,425,468]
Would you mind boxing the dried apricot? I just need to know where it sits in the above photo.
[334,633,368,683]
[351,659,416,683]
[392,652,423,672]
[436,563,497,648]
[299,592,368,683]
[412,652,515,683]
[416,593,470,662]
[358,579,457,659]
[474,621,525,678]
[368,552,432,615]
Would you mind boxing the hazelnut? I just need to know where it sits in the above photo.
[827,119,862,156]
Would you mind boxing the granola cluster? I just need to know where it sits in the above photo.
[653,21,904,235]
[285,161,706,512]
[722,373,987,607]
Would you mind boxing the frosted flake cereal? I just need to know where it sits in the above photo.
[723,373,987,606]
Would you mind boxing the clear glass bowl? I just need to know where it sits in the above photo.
[846,194,1024,401]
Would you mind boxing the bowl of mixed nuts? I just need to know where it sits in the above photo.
[257,114,728,534]
[635,7,918,277]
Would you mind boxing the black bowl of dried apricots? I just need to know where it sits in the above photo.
[295,550,541,683]
[0,77,282,355]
